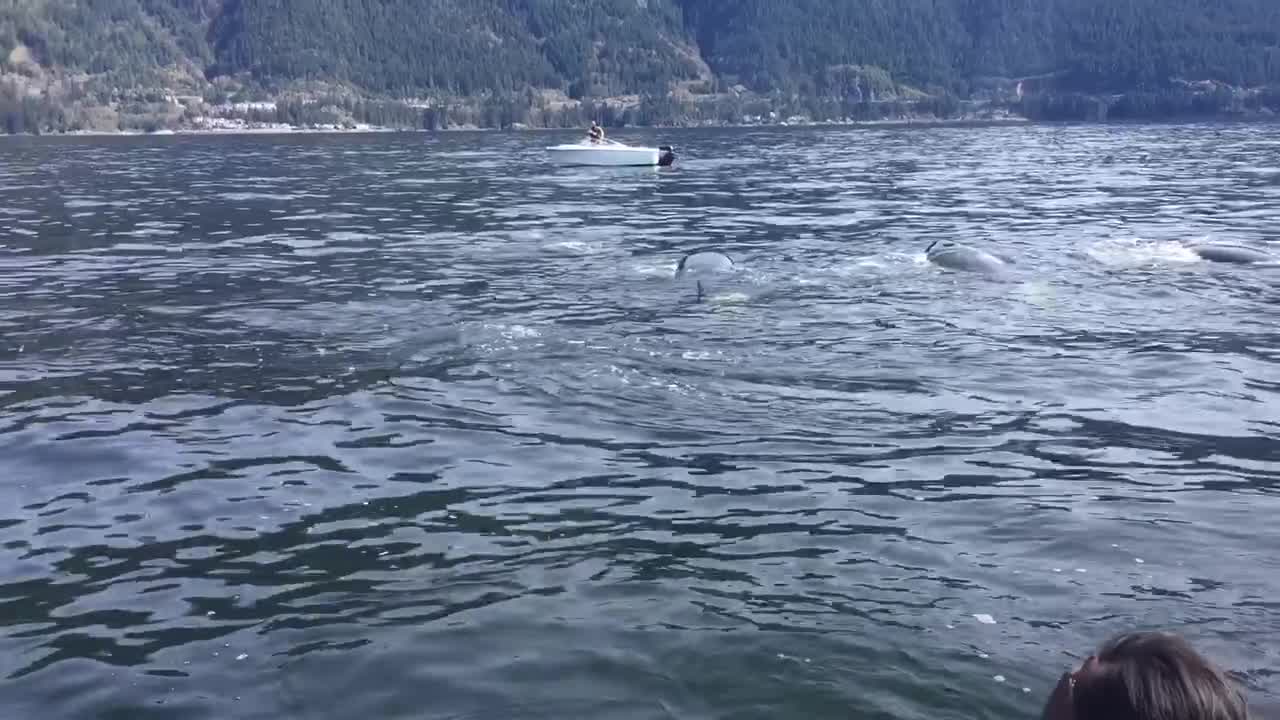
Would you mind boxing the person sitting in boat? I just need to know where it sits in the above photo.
[588,121,604,144]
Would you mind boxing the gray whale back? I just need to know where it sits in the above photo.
[675,251,736,301]
[925,240,1010,276]
[1191,244,1276,264]
[676,251,735,277]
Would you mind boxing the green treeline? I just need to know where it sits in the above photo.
[685,0,1280,94]
[207,0,1280,96]
[205,0,706,97]
[2,0,1280,132]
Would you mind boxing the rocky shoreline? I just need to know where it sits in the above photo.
[6,114,1035,138]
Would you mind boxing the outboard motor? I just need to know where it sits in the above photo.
[658,145,676,167]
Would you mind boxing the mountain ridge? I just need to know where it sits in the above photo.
[2,0,1280,132]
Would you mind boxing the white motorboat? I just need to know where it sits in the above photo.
[545,138,676,167]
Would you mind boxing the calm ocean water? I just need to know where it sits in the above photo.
[1,125,1278,719]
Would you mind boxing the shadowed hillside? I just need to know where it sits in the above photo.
[2,0,1279,131]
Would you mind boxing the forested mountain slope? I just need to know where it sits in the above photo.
[685,0,1280,93]
[2,0,1279,131]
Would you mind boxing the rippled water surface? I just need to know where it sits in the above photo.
[2,125,1279,719]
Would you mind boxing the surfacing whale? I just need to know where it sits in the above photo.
[925,240,1011,276]
[1191,243,1277,265]
[676,251,735,300]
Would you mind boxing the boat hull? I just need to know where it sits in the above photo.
[546,144,668,167]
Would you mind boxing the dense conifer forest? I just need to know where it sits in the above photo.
[2,0,1279,132]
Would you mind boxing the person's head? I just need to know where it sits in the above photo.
[591,120,599,128]
[1042,632,1248,720]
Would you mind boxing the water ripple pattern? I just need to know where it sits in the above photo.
[1,126,1278,720]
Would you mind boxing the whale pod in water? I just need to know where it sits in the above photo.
[1191,243,1276,264]
[675,251,735,300]
[925,240,1010,276]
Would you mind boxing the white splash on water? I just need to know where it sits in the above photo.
[1085,236,1201,267]
[631,259,680,278]
[710,291,750,305]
